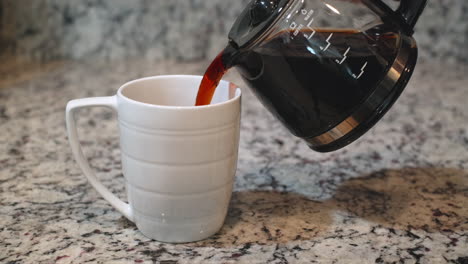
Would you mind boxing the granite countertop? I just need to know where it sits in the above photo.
[0,58,467,263]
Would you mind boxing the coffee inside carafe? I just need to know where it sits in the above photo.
[196,25,399,139]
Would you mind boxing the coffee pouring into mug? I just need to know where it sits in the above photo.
[196,0,427,152]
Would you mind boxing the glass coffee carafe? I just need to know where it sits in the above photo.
[203,0,427,152]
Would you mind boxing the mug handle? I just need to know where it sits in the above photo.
[65,96,134,222]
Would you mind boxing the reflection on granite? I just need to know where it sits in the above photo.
[1,0,467,63]
[0,58,467,263]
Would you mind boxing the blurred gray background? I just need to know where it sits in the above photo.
[1,0,467,64]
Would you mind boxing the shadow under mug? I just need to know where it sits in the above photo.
[66,75,242,243]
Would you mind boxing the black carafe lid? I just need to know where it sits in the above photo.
[229,0,290,49]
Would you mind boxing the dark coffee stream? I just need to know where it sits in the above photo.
[195,52,228,106]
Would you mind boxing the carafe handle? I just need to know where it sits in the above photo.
[396,0,427,31]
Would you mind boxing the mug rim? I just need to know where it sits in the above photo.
[117,75,241,110]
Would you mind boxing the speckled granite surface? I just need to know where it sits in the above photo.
[1,0,467,63]
[1,59,467,263]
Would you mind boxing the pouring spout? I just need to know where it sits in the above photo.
[221,41,243,69]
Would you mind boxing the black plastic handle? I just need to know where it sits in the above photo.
[396,0,427,31]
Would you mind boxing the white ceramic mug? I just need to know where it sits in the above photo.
[66,75,241,242]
